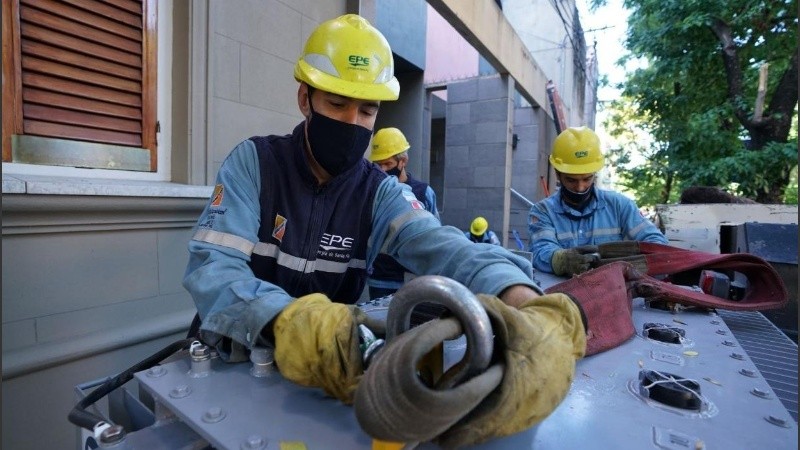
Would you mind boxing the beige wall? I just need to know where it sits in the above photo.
[1,2,351,449]
[1,187,206,450]
[205,0,348,180]
[503,0,585,126]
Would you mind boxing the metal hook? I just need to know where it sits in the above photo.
[386,275,494,378]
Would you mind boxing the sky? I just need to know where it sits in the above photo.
[575,0,632,107]
[575,0,648,191]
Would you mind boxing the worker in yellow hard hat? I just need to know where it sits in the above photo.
[465,216,501,245]
[367,127,440,298]
[184,16,587,431]
[528,126,667,276]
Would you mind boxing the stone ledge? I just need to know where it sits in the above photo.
[2,174,214,198]
[2,193,208,234]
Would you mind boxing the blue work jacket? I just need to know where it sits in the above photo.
[528,188,668,274]
[183,122,538,361]
[367,173,440,291]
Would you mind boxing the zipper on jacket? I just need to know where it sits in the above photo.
[293,184,325,293]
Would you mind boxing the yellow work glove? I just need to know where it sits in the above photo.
[436,293,586,449]
[551,246,599,276]
[273,294,370,404]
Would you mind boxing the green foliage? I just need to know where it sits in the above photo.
[705,141,797,197]
[784,166,798,204]
[597,0,798,203]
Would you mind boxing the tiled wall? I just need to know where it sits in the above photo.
[440,75,514,243]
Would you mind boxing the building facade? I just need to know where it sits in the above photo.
[1,1,593,448]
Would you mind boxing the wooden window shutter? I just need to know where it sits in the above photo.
[2,0,157,171]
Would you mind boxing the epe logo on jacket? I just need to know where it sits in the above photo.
[272,214,287,243]
[317,233,354,260]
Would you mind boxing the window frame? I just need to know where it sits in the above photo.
[2,0,158,172]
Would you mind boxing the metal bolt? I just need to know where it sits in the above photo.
[722,340,736,347]
[202,406,227,423]
[710,320,720,325]
[739,369,757,378]
[765,415,791,428]
[751,388,772,399]
[99,425,126,444]
[169,384,192,399]
[240,435,267,449]
[190,341,211,361]
[189,341,212,378]
[250,347,275,377]
[715,329,728,335]
[146,366,166,377]
[730,353,745,360]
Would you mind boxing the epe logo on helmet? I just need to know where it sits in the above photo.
[574,150,589,158]
[348,55,369,67]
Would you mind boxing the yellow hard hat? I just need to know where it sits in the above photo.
[294,14,400,101]
[470,217,489,236]
[549,126,605,174]
[369,127,410,162]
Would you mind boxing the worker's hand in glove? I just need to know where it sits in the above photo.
[551,245,599,276]
[273,294,378,404]
[436,293,586,449]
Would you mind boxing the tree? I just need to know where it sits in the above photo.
[603,98,680,206]
[592,0,798,203]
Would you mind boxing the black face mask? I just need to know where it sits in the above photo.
[306,104,372,178]
[386,165,402,177]
[561,185,595,211]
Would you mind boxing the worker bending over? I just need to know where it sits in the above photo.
[529,126,668,276]
[183,15,585,447]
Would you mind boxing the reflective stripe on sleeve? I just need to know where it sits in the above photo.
[627,221,648,238]
[193,229,256,255]
[591,227,622,239]
[381,209,431,254]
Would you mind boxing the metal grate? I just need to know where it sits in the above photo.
[719,309,799,421]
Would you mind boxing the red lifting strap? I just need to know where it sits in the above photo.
[630,242,787,311]
[545,262,638,356]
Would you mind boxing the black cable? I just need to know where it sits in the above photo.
[68,338,194,432]
[546,0,590,78]
[187,312,202,339]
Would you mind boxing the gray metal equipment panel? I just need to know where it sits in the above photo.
[134,272,797,449]
[136,360,372,450]
[718,309,799,420]
[533,298,797,450]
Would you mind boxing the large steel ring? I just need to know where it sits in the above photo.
[386,275,494,380]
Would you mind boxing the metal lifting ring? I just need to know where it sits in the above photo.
[386,275,494,379]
